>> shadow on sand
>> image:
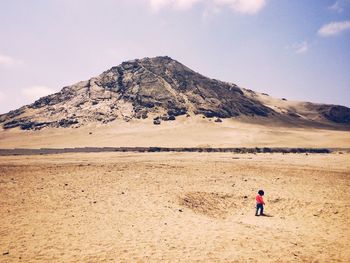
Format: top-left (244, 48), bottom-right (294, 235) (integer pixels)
top-left (257, 214), bottom-right (273, 217)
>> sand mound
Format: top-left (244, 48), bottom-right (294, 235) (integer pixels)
top-left (179, 192), bottom-right (238, 218)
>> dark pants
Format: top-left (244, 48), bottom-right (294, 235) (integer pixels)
top-left (256, 203), bottom-right (264, 215)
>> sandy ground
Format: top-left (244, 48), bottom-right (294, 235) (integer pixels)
top-left (0, 152), bottom-right (349, 262)
top-left (1, 117), bottom-right (350, 149)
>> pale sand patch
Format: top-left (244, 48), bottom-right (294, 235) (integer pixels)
top-left (0, 152), bottom-right (349, 262)
top-left (1, 116), bottom-right (350, 149)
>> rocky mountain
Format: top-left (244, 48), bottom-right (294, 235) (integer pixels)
top-left (0, 56), bottom-right (349, 130)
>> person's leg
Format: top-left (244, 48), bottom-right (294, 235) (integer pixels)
top-left (255, 204), bottom-right (261, 216)
top-left (260, 204), bottom-right (264, 215)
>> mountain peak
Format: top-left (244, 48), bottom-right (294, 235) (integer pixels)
top-left (138, 55), bottom-right (176, 63)
top-left (117, 56), bottom-right (177, 68)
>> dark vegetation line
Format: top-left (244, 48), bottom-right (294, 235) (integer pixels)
top-left (0, 147), bottom-right (343, 156)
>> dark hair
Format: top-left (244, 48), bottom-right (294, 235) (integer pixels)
top-left (258, 190), bottom-right (264, 196)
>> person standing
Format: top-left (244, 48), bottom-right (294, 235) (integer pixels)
top-left (255, 190), bottom-right (265, 216)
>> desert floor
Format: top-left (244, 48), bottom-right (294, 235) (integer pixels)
top-left (1, 117), bottom-right (350, 149)
top-left (0, 152), bottom-right (350, 262)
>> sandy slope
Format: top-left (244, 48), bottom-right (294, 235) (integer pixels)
top-left (1, 152), bottom-right (349, 262)
top-left (244, 90), bottom-right (326, 122)
top-left (1, 116), bottom-right (350, 149)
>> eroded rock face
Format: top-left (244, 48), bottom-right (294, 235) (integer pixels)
top-left (1, 56), bottom-right (349, 130)
top-left (316, 105), bottom-right (350, 124)
top-left (102, 56), bottom-right (274, 119)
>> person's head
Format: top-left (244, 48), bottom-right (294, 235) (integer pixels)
top-left (258, 190), bottom-right (264, 196)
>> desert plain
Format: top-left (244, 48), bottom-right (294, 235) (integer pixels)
top-left (1, 151), bottom-right (349, 262)
top-left (1, 3), bottom-right (350, 262)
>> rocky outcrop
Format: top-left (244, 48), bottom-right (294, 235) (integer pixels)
top-left (0, 56), bottom-right (274, 130)
top-left (317, 105), bottom-right (350, 124)
top-left (0, 56), bottom-right (349, 130)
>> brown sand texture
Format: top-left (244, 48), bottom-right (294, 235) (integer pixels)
top-left (1, 152), bottom-right (350, 262)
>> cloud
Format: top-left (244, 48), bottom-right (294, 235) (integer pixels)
top-left (21, 86), bottom-right (55, 102)
top-left (318, 21), bottom-right (350, 37)
top-left (329, 0), bottom-right (350, 13)
top-left (293, 41), bottom-right (309, 54)
top-left (149, 0), bottom-right (201, 11)
top-left (329, 1), bottom-right (343, 12)
top-left (148, 0), bottom-right (267, 14)
top-left (214, 0), bottom-right (266, 14)
top-left (0, 54), bottom-right (23, 67)
top-left (286, 41), bottom-right (309, 54)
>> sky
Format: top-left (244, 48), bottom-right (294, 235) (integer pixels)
top-left (0, 0), bottom-right (349, 114)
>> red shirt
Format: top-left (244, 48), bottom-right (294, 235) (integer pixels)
top-left (256, 195), bottom-right (265, 204)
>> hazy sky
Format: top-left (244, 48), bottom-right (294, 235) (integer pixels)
top-left (0, 0), bottom-right (349, 114)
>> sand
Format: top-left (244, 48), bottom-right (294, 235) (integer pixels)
top-left (1, 116), bottom-right (350, 149)
top-left (1, 152), bottom-right (349, 262)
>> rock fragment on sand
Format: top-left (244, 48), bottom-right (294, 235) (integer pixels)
top-left (153, 119), bottom-right (161, 125)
